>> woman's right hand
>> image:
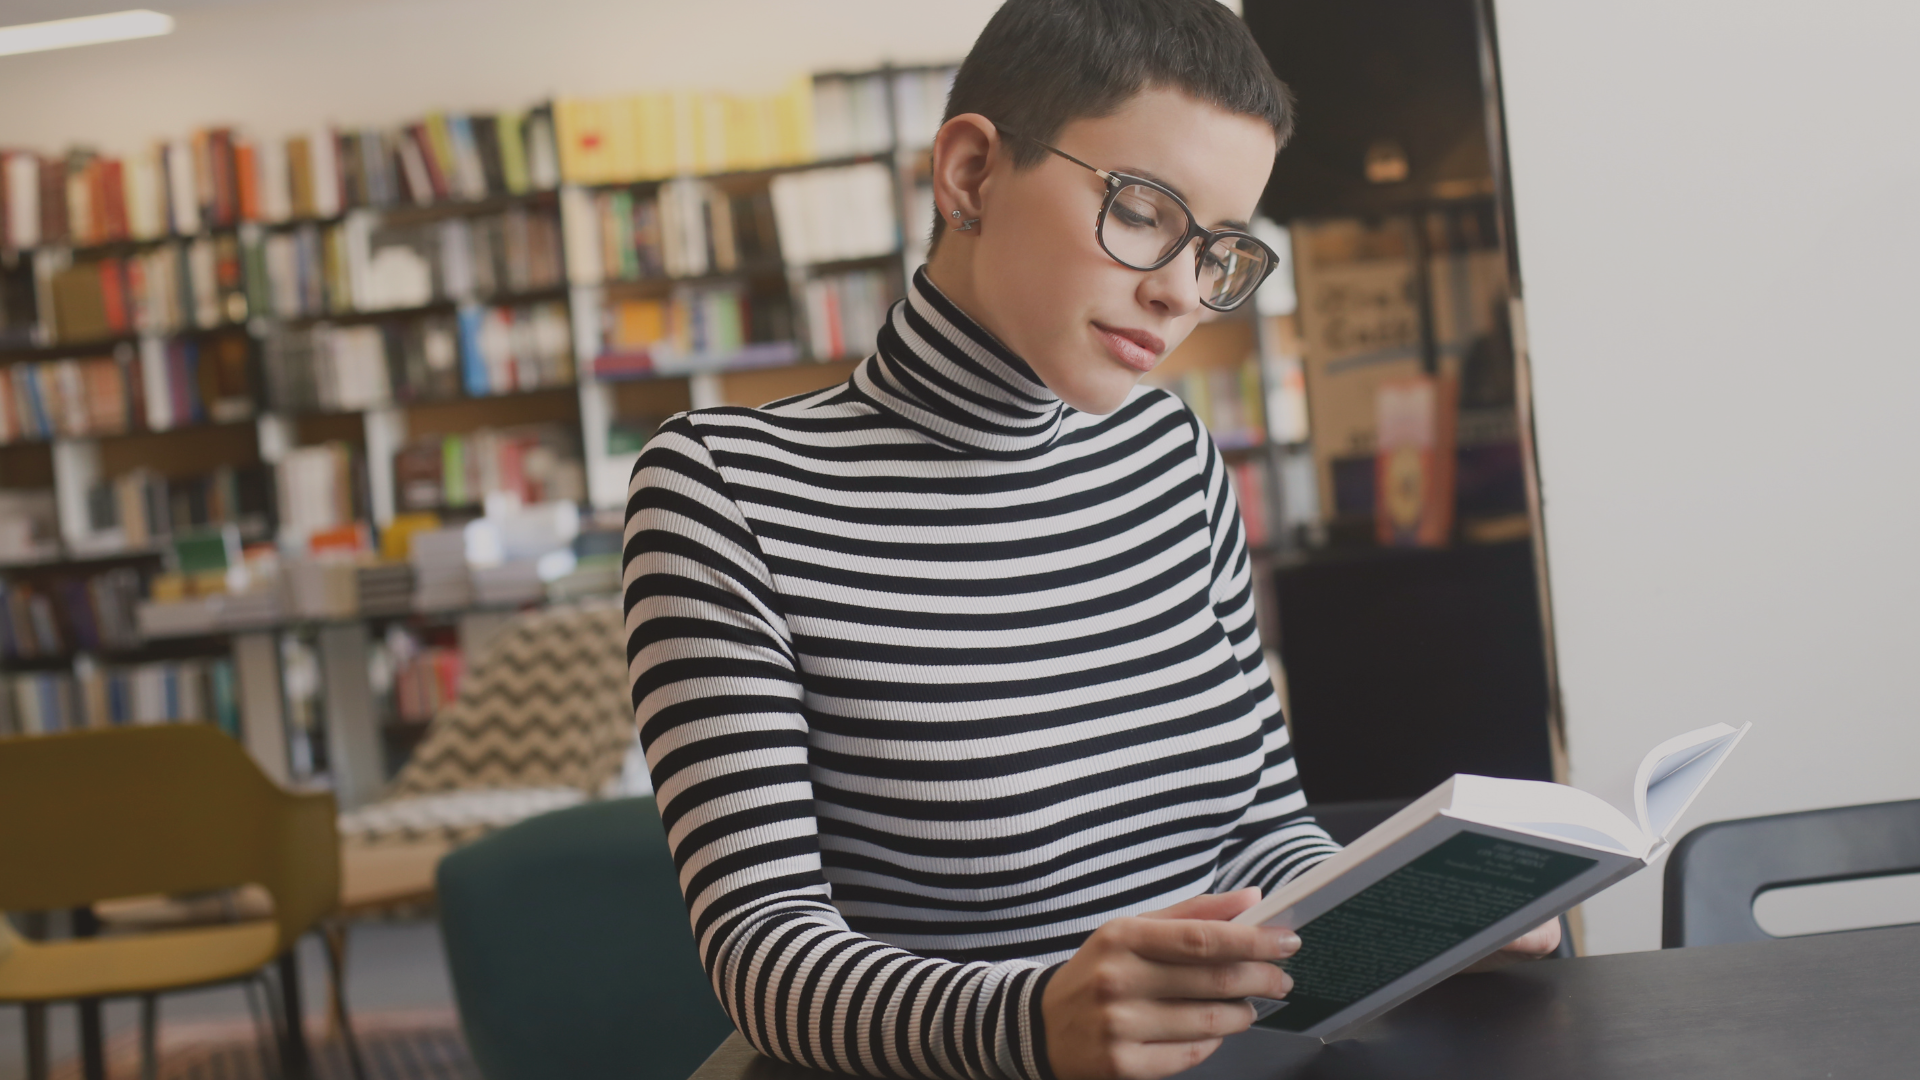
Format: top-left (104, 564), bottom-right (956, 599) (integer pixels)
top-left (1041, 888), bottom-right (1300, 1080)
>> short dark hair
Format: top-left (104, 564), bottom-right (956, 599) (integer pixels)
top-left (927, 0), bottom-right (1293, 252)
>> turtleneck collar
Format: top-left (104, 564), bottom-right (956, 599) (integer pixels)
top-left (853, 267), bottom-right (1072, 458)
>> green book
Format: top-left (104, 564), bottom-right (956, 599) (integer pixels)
top-left (497, 111), bottom-right (530, 195)
top-left (209, 658), bottom-right (240, 739)
top-left (442, 436), bottom-right (466, 508)
top-left (1230, 723), bottom-right (1749, 1041)
top-left (171, 526), bottom-right (239, 577)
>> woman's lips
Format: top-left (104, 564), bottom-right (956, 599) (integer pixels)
top-left (1093, 323), bottom-right (1165, 373)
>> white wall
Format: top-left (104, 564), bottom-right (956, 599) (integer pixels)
top-left (1496, 0), bottom-right (1920, 952)
top-left (0, 0), bottom-right (1005, 154)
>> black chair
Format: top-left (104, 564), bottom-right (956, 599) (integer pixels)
top-left (1662, 798), bottom-right (1920, 948)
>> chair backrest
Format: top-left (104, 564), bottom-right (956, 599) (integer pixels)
top-left (437, 796), bottom-right (735, 1080)
top-left (0, 724), bottom-right (340, 950)
top-left (1663, 798), bottom-right (1920, 947)
top-left (388, 600), bottom-right (636, 798)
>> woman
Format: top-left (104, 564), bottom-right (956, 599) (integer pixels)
top-left (623, 3), bottom-right (1558, 1079)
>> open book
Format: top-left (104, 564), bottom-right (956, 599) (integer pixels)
top-left (1235, 722), bottom-right (1751, 1040)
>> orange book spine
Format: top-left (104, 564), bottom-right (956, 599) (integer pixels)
top-left (235, 142), bottom-right (260, 223)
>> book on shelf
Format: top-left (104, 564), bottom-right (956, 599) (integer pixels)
top-left (0, 489), bottom-right (59, 562)
top-left (454, 300), bottom-right (574, 396)
top-left (1228, 458), bottom-right (1272, 550)
top-left (83, 465), bottom-right (275, 551)
top-left (2, 673), bottom-right (82, 737)
top-left (1, 351), bottom-right (139, 442)
top-left (1374, 372), bottom-right (1458, 548)
top-left (0, 259), bottom-right (37, 346)
top-left (42, 240), bottom-right (248, 342)
top-left (1227, 723), bottom-right (1750, 1042)
top-left (0, 658), bottom-right (242, 738)
top-left (1151, 360), bottom-right (1269, 452)
top-left (349, 204), bottom-right (566, 312)
top-left (391, 424), bottom-right (585, 514)
top-left (810, 72), bottom-right (893, 160)
top-left (264, 316), bottom-right (468, 411)
top-left (0, 566), bottom-right (145, 659)
top-left (384, 627), bottom-right (465, 724)
top-left (554, 81), bottom-right (815, 184)
top-left (275, 442), bottom-right (366, 544)
top-left (803, 269), bottom-right (895, 362)
top-left (0, 108), bottom-right (564, 261)
top-left (767, 162), bottom-right (899, 266)
top-left (598, 284), bottom-right (796, 374)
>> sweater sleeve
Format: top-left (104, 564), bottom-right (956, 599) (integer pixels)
top-left (623, 415), bottom-right (1057, 1080)
top-left (1189, 423), bottom-right (1342, 894)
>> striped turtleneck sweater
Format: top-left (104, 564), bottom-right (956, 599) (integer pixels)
top-left (622, 268), bottom-right (1339, 1080)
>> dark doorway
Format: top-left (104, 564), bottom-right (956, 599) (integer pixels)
top-left (1242, 0), bottom-right (1560, 804)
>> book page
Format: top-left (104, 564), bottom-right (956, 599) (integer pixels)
top-left (1446, 774), bottom-right (1647, 855)
top-left (1634, 722), bottom-right (1751, 839)
top-left (1251, 831), bottom-right (1598, 1034)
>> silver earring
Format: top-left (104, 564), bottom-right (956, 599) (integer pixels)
top-left (950, 209), bottom-right (978, 232)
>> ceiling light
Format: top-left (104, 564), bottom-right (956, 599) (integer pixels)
top-left (0, 10), bottom-right (175, 59)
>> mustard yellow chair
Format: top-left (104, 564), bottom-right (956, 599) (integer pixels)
top-left (0, 724), bottom-right (342, 1080)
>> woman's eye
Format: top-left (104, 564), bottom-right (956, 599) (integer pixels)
top-left (1112, 201), bottom-right (1158, 228)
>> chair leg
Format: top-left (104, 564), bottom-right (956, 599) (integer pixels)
top-left (141, 993), bottom-right (160, 1080)
top-left (322, 924), bottom-right (371, 1080)
top-left (24, 1002), bottom-right (49, 1080)
top-left (78, 998), bottom-right (107, 1080)
top-left (276, 950), bottom-right (315, 1080)
top-left (244, 974), bottom-right (284, 1080)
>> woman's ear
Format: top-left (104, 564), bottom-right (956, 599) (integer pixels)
top-left (930, 113), bottom-right (999, 233)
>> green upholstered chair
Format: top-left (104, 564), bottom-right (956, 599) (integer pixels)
top-left (436, 796), bottom-right (737, 1080)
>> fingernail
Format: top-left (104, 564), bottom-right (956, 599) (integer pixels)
top-left (1280, 971), bottom-right (1295, 995)
top-left (1263, 929), bottom-right (1302, 956)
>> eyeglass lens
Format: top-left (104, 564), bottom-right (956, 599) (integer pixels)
top-left (1101, 181), bottom-right (1269, 308)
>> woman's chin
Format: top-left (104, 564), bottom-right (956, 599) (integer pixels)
top-left (1049, 369), bottom-right (1146, 415)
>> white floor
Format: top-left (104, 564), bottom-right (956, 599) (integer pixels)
top-left (0, 919), bottom-right (456, 1080)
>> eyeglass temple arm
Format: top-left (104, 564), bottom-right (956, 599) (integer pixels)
top-left (993, 124), bottom-right (1117, 184)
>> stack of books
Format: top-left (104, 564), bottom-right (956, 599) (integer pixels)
top-left (355, 562), bottom-right (416, 617)
top-left (410, 527), bottom-right (475, 611)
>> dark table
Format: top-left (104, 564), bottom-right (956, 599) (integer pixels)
top-left (688, 924), bottom-right (1920, 1080)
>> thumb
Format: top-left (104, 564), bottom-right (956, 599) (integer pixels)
top-left (1144, 887), bottom-right (1262, 922)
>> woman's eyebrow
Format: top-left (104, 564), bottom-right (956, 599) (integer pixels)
top-left (1114, 165), bottom-right (1250, 231)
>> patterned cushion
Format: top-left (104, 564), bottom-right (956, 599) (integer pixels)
top-left (339, 787), bottom-right (588, 846)
top-left (341, 599), bottom-right (637, 849)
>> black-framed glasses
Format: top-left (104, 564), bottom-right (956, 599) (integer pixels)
top-left (996, 125), bottom-right (1278, 312)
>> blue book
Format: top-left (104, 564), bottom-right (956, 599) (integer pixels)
top-left (22, 365), bottom-right (51, 438)
top-left (36, 676), bottom-right (61, 733)
top-left (456, 304), bottom-right (489, 395)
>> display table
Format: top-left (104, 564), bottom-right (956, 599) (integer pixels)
top-left (687, 923), bottom-right (1920, 1080)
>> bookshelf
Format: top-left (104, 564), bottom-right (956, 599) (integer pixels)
top-left (0, 64), bottom-right (964, 801)
top-left (0, 62), bottom-right (1327, 802)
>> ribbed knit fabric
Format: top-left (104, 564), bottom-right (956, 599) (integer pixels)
top-left (622, 269), bottom-right (1339, 1080)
